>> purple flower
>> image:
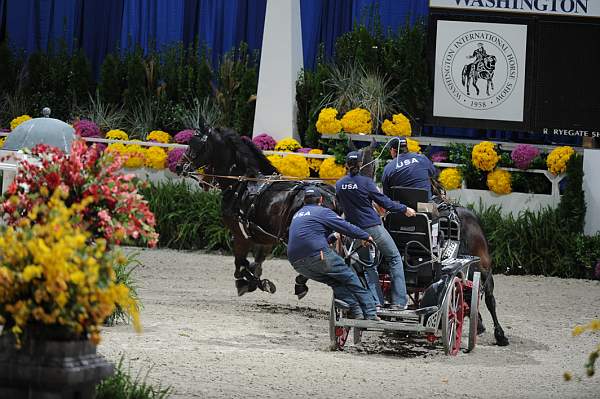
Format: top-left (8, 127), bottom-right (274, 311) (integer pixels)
top-left (168, 148), bottom-right (186, 173)
top-left (174, 129), bottom-right (195, 144)
top-left (296, 147), bottom-right (312, 154)
top-left (511, 144), bottom-right (540, 169)
top-left (74, 119), bottom-right (101, 138)
top-left (430, 151), bottom-right (448, 163)
top-left (252, 133), bottom-right (277, 150)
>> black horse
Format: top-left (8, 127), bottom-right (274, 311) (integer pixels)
top-left (175, 127), bottom-right (338, 296)
top-left (431, 179), bottom-right (509, 346)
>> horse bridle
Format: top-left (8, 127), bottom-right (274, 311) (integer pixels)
top-left (180, 131), bottom-right (209, 175)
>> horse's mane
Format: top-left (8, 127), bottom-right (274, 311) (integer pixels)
top-left (217, 128), bottom-right (278, 176)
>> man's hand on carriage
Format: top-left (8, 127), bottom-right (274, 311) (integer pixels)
top-left (405, 207), bottom-right (416, 217)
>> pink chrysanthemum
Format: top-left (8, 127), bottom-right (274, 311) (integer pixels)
top-left (168, 148), bottom-right (186, 173)
top-left (511, 144), bottom-right (540, 170)
top-left (174, 130), bottom-right (195, 144)
top-left (73, 119), bottom-right (101, 138)
top-left (252, 133), bottom-right (277, 150)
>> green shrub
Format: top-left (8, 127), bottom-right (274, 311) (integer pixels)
top-left (139, 181), bottom-right (231, 251)
top-left (96, 356), bottom-right (172, 399)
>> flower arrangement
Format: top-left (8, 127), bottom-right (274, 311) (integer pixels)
top-left (430, 151), bottom-right (448, 163)
top-left (316, 108), bottom-right (342, 135)
top-left (123, 144), bottom-right (146, 169)
top-left (106, 129), bottom-right (129, 141)
top-left (145, 147), bottom-right (167, 169)
top-left (146, 130), bottom-right (171, 143)
top-left (341, 108), bottom-right (372, 134)
top-left (547, 146), bottom-right (575, 175)
top-left (438, 168), bottom-right (462, 190)
top-left (274, 137), bottom-right (301, 152)
top-left (308, 149), bottom-right (324, 173)
top-left (0, 189), bottom-right (140, 347)
top-left (511, 144), bottom-right (540, 170)
top-left (10, 115), bottom-right (32, 130)
top-left (167, 148), bottom-right (186, 173)
top-left (472, 141), bottom-right (500, 172)
top-left (319, 158), bottom-right (347, 181)
top-left (1, 140), bottom-right (158, 247)
top-left (381, 113), bottom-right (411, 136)
top-left (296, 147), bottom-right (312, 154)
top-left (73, 119), bottom-right (101, 138)
top-left (268, 154), bottom-right (309, 178)
top-left (407, 138), bottom-right (421, 153)
top-left (252, 133), bottom-right (277, 150)
top-left (174, 129), bottom-right (194, 144)
top-left (487, 169), bottom-right (512, 194)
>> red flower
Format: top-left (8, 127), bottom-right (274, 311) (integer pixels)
top-left (46, 172), bottom-right (61, 189)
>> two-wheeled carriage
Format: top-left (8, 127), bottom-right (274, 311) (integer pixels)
top-left (329, 187), bottom-right (482, 355)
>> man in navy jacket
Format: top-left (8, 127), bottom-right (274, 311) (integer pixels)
top-left (336, 152), bottom-right (415, 311)
top-left (382, 137), bottom-right (438, 200)
top-left (288, 187), bottom-right (380, 320)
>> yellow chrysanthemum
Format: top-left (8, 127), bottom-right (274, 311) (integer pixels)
top-left (438, 168), bottom-right (462, 190)
top-left (106, 143), bottom-right (127, 155)
top-left (319, 158), bottom-right (347, 182)
top-left (341, 108), bottom-right (372, 134)
top-left (106, 129), bottom-right (129, 141)
top-left (308, 149), bottom-right (324, 172)
top-left (381, 113), bottom-right (412, 136)
top-left (10, 115), bottom-right (32, 130)
top-left (546, 146), bottom-right (575, 175)
top-left (316, 108), bottom-right (342, 135)
top-left (472, 141), bottom-right (500, 172)
top-left (146, 130), bottom-right (172, 143)
top-left (144, 146), bottom-right (167, 169)
top-left (274, 137), bottom-right (301, 152)
top-left (123, 144), bottom-right (146, 168)
top-left (0, 136), bottom-right (6, 149)
top-left (268, 154), bottom-right (309, 178)
top-left (487, 169), bottom-right (512, 194)
top-left (407, 138), bottom-right (421, 153)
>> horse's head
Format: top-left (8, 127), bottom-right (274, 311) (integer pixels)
top-left (485, 55), bottom-right (497, 70)
top-left (176, 127), bottom-right (221, 175)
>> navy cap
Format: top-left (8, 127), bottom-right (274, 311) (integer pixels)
top-left (304, 186), bottom-right (322, 199)
top-left (346, 151), bottom-right (361, 165)
top-left (390, 137), bottom-right (407, 150)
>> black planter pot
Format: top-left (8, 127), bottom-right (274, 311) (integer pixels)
top-left (0, 334), bottom-right (114, 399)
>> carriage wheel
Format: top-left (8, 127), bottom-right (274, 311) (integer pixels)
top-left (442, 277), bottom-right (465, 356)
top-left (329, 296), bottom-right (350, 351)
top-left (468, 272), bottom-right (481, 352)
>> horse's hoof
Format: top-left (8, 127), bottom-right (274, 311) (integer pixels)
top-left (249, 262), bottom-right (263, 278)
top-left (260, 279), bottom-right (277, 294)
top-left (294, 284), bottom-right (309, 300)
top-left (236, 279), bottom-right (249, 296)
top-left (494, 327), bottom-right (509, 346)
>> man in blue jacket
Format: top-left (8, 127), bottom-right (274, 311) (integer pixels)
top-left (382, 137), bottom-right (438, 200)
top-left (336, 152), bottom-right (416, 311)
top-left (288, 187), bottom-right (380, 321)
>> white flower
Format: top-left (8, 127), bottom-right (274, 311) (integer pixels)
top-left (18, 182), bottom-right (30, 193)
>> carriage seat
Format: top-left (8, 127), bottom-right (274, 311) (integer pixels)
top-left (388, 186), bottom-right (429, 211)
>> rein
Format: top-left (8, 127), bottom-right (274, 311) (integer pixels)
top-left (184, 171), bottom-right (340, 184)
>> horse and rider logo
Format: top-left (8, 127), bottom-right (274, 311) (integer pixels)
top-left (441, 30), bottom-right (519, 111)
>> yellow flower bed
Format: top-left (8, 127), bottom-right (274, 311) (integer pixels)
top-left (0, 189), bottom-right (140, 347)
top-left (487, 169), bottom-right (512, 194)
top-left (319, 158), bottom-right (346, 182)
top-left (546, 146), bottom-right (575, 175)
top-left (268, 154), bottom-right (309, 178)
top-left (472, 141), bottom-right (500, 172)
top-left (316, 108), bottom-right (342, 135)
top-left (438, 168), bottom-right (462, 190)
top-left (10, 115), bottom-right (32, 130)
top-left (381, 113), bottom-right (412, 136)
top-left (123, 144), bottom-right (146, 168)
top-left (106, 129), bottom-right (129, 140)
top-left (146, 130), bottom-right (171, 143)
top-left (274, 137), bottom-right (301, 152)
top-left (308, 149), bottom-right (323, 172)
top-left (407, 138), bottom-right (421, 153)
top-left (341, 108), bottom-right (372, 134)
top-left (145, 147), bottom-right (167, 169)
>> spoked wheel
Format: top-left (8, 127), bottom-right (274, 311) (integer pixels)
top-left (442, 276), bottom-right (465, 356)
top-left (467, 272), bottom-right (481, 352)
top-left (329, 296), bottom-right (350, 351)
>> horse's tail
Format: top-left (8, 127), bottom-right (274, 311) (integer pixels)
top-left (462, 64), bottom-right (469, 86)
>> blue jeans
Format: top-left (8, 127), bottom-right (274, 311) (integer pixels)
top-left (364, 224), bottom-right (408, 307)
top-left (291, 248), bottom-right (377, 318)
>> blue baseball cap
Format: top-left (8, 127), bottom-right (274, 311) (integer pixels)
top-left (346, 151), bottom-right (361, 166)
top-left (304, 186), bottom-right (322, 199)
top-left (390, 137), bottom-right (407, 150)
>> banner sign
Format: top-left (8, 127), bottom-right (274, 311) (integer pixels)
top-left (433, 21), bottom-right (527, 122)
top-left (429, 0), bottom-right (599, 18)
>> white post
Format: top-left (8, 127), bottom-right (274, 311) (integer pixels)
top-left (583, 149), bottom-right (600, 235)
top-left (252, 0), bottom-right (304, 142)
